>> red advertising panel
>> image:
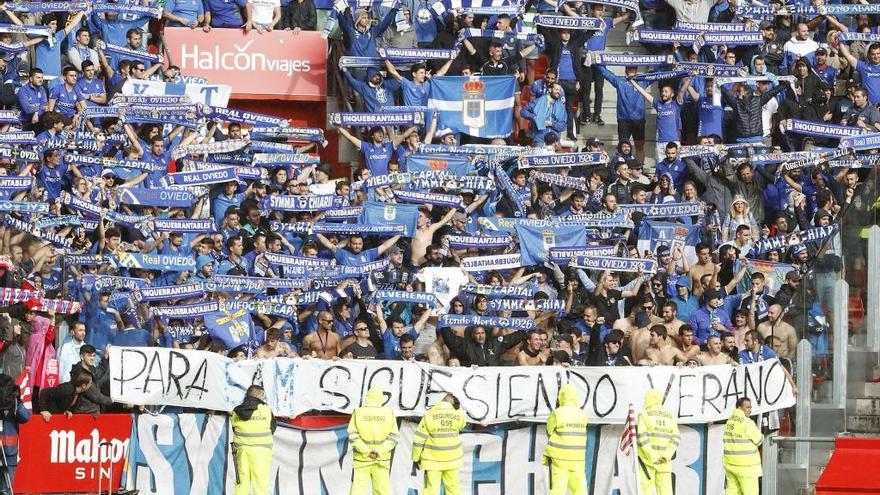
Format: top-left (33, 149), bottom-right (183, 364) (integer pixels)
top-left (15, 413), bottom-right (132, 493)
top-left (163, 28), bottom-right (327, 100)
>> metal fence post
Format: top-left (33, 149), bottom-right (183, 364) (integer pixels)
top-left (795, 339), bottom-right (813, 468)
top-left (833, 280), bottom-right (849, 408)
top-left (763, 433), bottom-right (779, 494)
top-left (867, 226), bottom-right (880, 352)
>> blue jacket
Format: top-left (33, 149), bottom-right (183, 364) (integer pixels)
top-left (689, 306), bottom-right (733, 345)
top-left (1, 402), bottom-right (30, 466)
top-left (597, 65), bottom-right (646, 121)
top-left (520, 93), bottom-right (567, 143)
top-left (339, 6), bottom-right (398, 57)
top-left (344, 70), bottom-right (400, 113)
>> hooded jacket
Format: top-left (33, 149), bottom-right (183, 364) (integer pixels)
top-left (721, 79), bottom-right (788, 139)
top-left (544, 384), bottom-right (589, 464)
top-left (637, 389), bottom-right (680, 472)
top-left (440, 326), bottom-right (526, 367)
top-left (348, 387), bottom-right (398, 464)
top-left (233, 397), bottom-right (277, 433)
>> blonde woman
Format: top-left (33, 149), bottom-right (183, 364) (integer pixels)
top-left (722, 195), bottom-right (760, 243)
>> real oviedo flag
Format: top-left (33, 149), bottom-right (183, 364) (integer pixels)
top-left (429, 76), bottom-right (516, 139)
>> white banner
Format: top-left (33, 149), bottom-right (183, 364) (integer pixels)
top-left (122, 78), bottom-right (231, 107)
top-left (110, 348), bottom-right (796, 425)
top-left (125, 413), bottom-right (727, 495)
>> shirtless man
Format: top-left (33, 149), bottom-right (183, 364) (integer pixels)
top-left (698, 334), bottom-right (736, 365)
top-left (516, 331), bottom-right (550, 365)
top-left (661, 301), bottom-right (685, 335)
top-left (677, 324), bottom-right (702, 359)
top-left (688, 243), bottom-right (716, 298)
top-left (300, 311), bottom-right (341, 359)
top-left (410, 207), bottom-right (456, 266)
top-left (757, 304), bottom-right (798, 360)
top-left (255, 327), bottom-right (296, 358)
top-left (643, 325), bottom-right (688, 366)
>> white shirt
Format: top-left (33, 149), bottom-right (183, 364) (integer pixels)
top-left (762, 97), bottom-right (778, 137)
top-left (249, 0), bottom-right (279, 25)
top-left (783, 37), bottom-right (819, 57)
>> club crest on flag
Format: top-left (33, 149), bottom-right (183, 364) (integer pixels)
top-left (383, 205), bottom-right (397, 221)
top-left (542, 229), bottom-right (556, 250)
top-left (462, 79), bottom-right (486, 130)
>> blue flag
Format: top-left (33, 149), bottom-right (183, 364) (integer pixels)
top-left (358, 201), bottom-right (420, 237)
top-left (429, 76), bottom-right (516, 139)
top-left (515, 224), bottom-right (588, 266)
top-left (204, 309), bottom-right (254, 349)
top-left (405, 154), bottom-right (475, 176)
top-left (637, 220), bottom-right (702, 265)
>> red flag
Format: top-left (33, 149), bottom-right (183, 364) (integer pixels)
top-left (15, 367), bottom-right (32, 412)
top-left (619, 403), bottom-right (637, 456)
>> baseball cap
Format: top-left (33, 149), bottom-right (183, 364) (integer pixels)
top-left (436, 128), bottom-right (455, 138)
top-left (585, 137), bottom-right (604, 147)
top-left (386, 245), bottom-right (402, 256)
top-left (196, 255), bottom-right (214, 271)
top-left (604, 331), bottom-right (623, 344)
top-left (656, 245), bottom-right (670, 257)
top-left (759, 20), bottom-right (775, 30)
top-left (703, 288), bottom-right (723, 301)
top-left (785, 270), bottom-right (801, 281)
top-left (452, 212), bottom-right (468, 223)
top-left (101, 168), bottom-right (116, 178)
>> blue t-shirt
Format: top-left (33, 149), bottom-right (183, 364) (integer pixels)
top-left (335, 246), bottom-right (379, 266)
top-left (360, 141), bottom-right (395, 176)
top-left (37, 161), bottom-right (69, 200)
top-left (697, 96), bottom-right (724, 138)
top-left (112, 327), bottom-right (153, 347)
top-left (75, 77), bottom-right (106, 107)
top-left (400, 77), bottom-right (429, 107)
top-left (655, 158), bottom-right (686, 189)
top-left (558, 43), bottom-right (576, 81)
top-left (586, 16), bottom-right (613, 51)
top-left (205, 0), bottom-right (246, 26)
top-left (738, 346), bottom-right (777, 364)
top-left (653, 98), bottom-right (682, 143)
top-left (382, 327), bottom-right (418, 359)
top-left (857, 60), bottom-right (880, 104)
top-left (34, 31), bottom-right (67, 78)
top-left (49, 83), bottom-right (83, 116)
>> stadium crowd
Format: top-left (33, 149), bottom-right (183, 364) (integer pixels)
top-left (0, 0), bottom-right (868, 428)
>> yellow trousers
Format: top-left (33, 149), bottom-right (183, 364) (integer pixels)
top-left (424, 468), bottom-right (461, 495)
top-left (234, 446), bottom-right (273, 495)
top-left (350, 461), bottom-right (391, 495)
top-left (725, 470), bottom-right (759, 495)
top-left (548, 460), bottom-right (588, 495)
top-left (637, 462), bottom-right (673, 495)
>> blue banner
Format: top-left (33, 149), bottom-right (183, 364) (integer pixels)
top-left (405, 154), bottom-right (475, 176)
top-left (429, 76), bottom-right (516, 139)
top-left (165, 168), bottom-right (237, 186)
top-left (118, 187), bottom-right (196, 207)
top-left (358, 201), bottom-right (420, 237)
top-left (261, 194), bottom-right (346, 212)
top-left (515, 224), bottom-right (588, 266)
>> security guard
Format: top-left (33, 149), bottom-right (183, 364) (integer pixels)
top-left (348, 386), bottom-right (399, 495)
top-left (637, 389), bottom-right (680, 495)
top-left (412, 393), bottom-right (467, 495)
top-left (543, 384), bottom-right (589, 495)
top-left (723, 398), bottom-right (764, 495)
top-left (231, 385), bottom-right (276, 495)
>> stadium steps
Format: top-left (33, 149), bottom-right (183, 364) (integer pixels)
top-left (847, 381), bottom-right (880, 434)
top-left (572, 22), bottom-right (659, 169)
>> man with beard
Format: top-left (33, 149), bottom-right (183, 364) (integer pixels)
top-left (440, 325), bottom-right (526, 367)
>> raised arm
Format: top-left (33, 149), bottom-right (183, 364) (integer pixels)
top-left (631, 79), bottom-right (654, 104)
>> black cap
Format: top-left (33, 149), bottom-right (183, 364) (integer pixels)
top-left (760, 20), bottom-right (775, 30)
top-left (703, 288), bottom-right (723, 301)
